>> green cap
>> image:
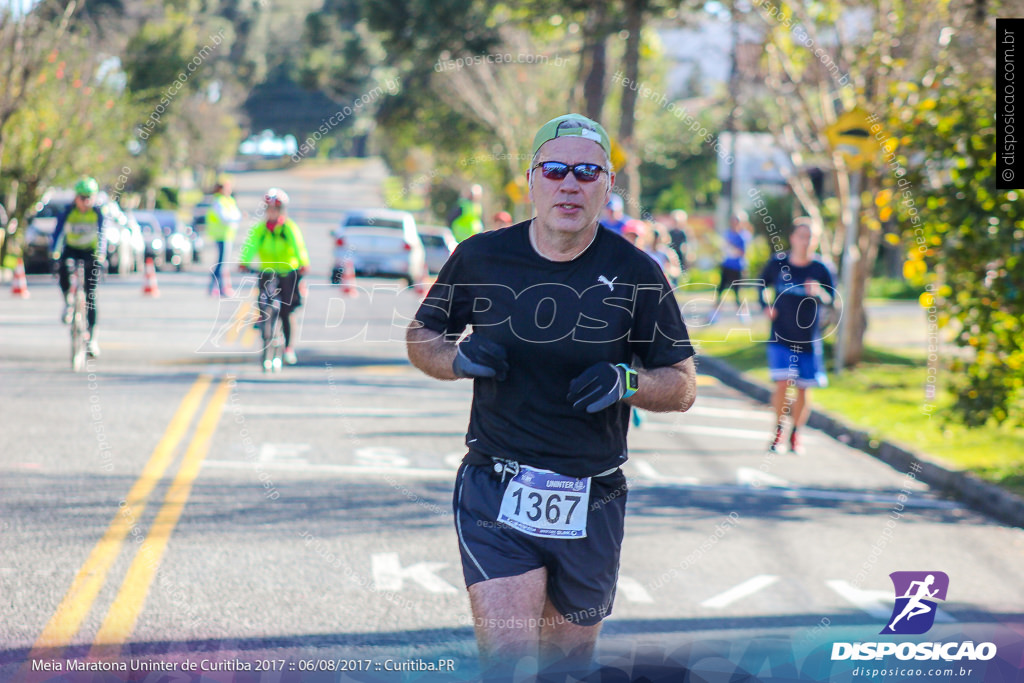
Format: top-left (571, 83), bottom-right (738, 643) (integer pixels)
top-left (531, 114), bottom-right (611, 160)
top-left (74, 177), bottom-right (99, 197)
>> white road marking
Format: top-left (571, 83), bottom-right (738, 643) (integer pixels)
top-left (354, 447), bottom-right (410, 468)
top-left (701, 574), bottom-right (779, 609)
top-left (258, 443), bottom-right (310, 464)
top-left (641, 423), bottom-right (773, 441)
top-left (686, 405), bottom-right (775, 421)
top-left (443, 452), bottom-right (466, 469)
top-left (736, 467), bottom-right (790, 488)
top-left (629, 458), bottom-right (663, 480)
top-left (625, 458), bottom-right (700, 485)
top-left (617, 576), bottom-right (655, 603)
top-left (204, 460), bottom-right (454, 480)
top-left (826, 580), bottom-right (895, 619)
top-left (238, 405), bottom-right (462, 416)
top-left (371, 552), bottom-right (458, 594)
top-left (826, 580), bottom-right (955, 622)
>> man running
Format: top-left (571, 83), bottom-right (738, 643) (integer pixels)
top-left (52, 178), bottom-right (107, 357)
top-left (239, 188), bottom-right (309, 366)
top-left (758, 217), bottom-right (835, 454)
top-left (406, 114), bottom-right (697, 677)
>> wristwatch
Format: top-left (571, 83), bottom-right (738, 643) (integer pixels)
top-left (616, 363), bottom-right (639, 399)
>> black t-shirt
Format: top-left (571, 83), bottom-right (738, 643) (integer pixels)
top-left (758, 254), bottom-right (835, 351)
top-left (413, 220), bottom-right (695, 478)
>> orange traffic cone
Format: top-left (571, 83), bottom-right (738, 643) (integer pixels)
top-left (341, 256), bottom-right (358, 298)
top-left (11, 258), bottom-right (30, 298)
top-left (413, 269), bottom-right (432, 297)
top-left (142, 257), bottom-right (160, 297)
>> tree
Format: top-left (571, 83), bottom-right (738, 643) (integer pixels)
top-left (888, 1), bottom-right (1023, 426)
top-left (752, 0), bottom-right (963, 366)
top-left (0, 1), bottom-right (79, 177)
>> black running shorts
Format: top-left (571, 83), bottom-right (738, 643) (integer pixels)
top-left (453, 461), bottom-right (628, 627)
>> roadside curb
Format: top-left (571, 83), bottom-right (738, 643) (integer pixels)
top-left (695, 354), bottom-right (1024, 529)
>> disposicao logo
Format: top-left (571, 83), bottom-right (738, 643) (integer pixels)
top-left (881, 571), bottom-right (949, 635)
top-left (831, 571), bottom-right (997, 663)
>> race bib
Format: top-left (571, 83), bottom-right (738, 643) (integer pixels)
top-left (68, 221), bottom-right (95, 236)
top-left (497, 465), bottom-right (590, 539)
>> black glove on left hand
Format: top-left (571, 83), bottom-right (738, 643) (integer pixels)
top-left (567, 362), bottom-right (628, 413)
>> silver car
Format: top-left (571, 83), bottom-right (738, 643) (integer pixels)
top-left (331, 208), bottom-right (426, 286)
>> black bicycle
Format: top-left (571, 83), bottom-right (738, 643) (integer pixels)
top-left (257, 272), bottom-right (285, 373)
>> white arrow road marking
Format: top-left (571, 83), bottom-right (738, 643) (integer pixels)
top-left (827, 580), bottom-right (955, 622)
top-left (371, 553), bottom-right (458, 594)
top-left (616, 576), bottom-right (654, 603)
top-left (701, 575), bottom-right (779, 609)
top-left (258, 443), bottom-right (310, 464)
top-left (736, 467), bottom-right (790, 488)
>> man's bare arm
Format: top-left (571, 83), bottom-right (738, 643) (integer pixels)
top-left (626, 356), bottom-right (697, 413)
top-left (406, 324), bottom-right (459, 381)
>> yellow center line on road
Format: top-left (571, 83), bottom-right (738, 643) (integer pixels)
top-left (29, 375), bottom-right (213, 657)
top-left (223, 299), bottom-right (254, 345)
top-left (240, 317), bottom-right (259, 347)
top-left (89, 377), bottom-right (233, 658)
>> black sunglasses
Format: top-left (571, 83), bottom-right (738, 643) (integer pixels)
top-left (533, 161), bottom-right (607, 183)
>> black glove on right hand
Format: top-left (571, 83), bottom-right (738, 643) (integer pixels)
top-left (452, 334), bottom-right (509, 381)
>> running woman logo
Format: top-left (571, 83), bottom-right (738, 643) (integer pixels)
top-left (881, 571), bottom-right (949, 635)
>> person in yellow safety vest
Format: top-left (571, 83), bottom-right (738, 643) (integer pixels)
top-left (449, 184), bottom-right (484, 242)
top-left (206, 177), bottom-right (242, 297)
top-left (238, 188), bottom-right (310, 366)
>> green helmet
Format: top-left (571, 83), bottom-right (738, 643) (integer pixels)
top-left (74, 177), bottom-right (99, 197)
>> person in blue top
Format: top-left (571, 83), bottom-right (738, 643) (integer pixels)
top-left (711, 210), bottom-right (753, 321)
top-left (758, 217), bottom-right (836, 454)
top-left (52, 177), bottom-right (107, 357)
top-left (600, 193), bottom-right (629, 234)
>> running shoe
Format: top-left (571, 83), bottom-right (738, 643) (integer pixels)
top-left (789, 430), bottom-right (804, 455)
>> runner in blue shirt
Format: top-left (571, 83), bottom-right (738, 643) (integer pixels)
top-left (758, 217), bottom-right (836, 454)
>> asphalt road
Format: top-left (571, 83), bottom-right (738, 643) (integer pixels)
top-left (1, 160), bottom-right (1022, 682)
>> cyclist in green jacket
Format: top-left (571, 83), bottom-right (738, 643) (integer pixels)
top-left (239, 188), bottom-right (310, 365)
top-left (52, 177), bottom-right (107, 357)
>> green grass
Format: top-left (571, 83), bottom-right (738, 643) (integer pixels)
top-left (383, 176), bottom-right (427, 212)
top-left (866, 277), bottom-right (926, 301)
top-left (693, 327), bottom-right (1024, 500)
